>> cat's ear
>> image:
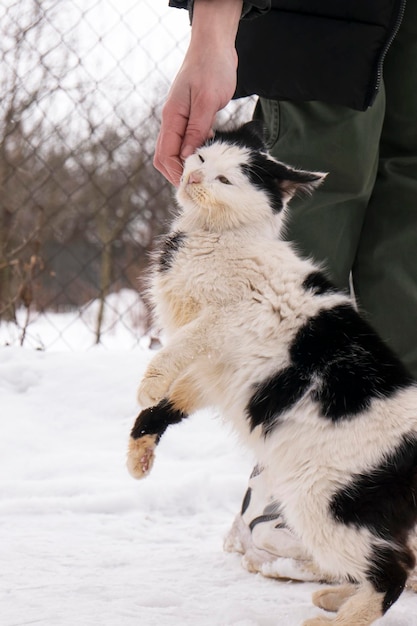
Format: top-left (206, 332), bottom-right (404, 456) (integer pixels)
top-left (271, 161), bottom-right (327, 201)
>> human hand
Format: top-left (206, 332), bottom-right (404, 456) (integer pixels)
top-left (154, 0), bottom-right (243, 186)
top-left (154, 45), bottom-right (237, 186)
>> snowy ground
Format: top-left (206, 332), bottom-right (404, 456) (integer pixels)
top-left (1, 315), bottom-right (417, 626)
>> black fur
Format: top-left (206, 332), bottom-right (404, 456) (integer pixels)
top-left (367, 545), bottom-right (414, 614)
top-left (247, 303), bottom-right (413, 433)
top-left (302, 271), bottom-right (339, 296)
top-left (241, 155), bottom-right (285, 213)
top-left (330, 434), bottom-right (417, 539)
top-left (158, 232), bottom-right (186, 273)
top-left (130, 399), bottom-right (186, 442)
top-left (242, 155), bottom-right (322, 214)
top-left (294, 304), bottom-right (413, 421)
top-left (213, 121), bottom-right (266, 153)
top-left (248, 366), bottom-right (310, 433)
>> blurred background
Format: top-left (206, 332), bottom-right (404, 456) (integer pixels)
top-left (0, 0), bottom-right (254, 350)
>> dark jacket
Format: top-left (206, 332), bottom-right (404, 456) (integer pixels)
top-left (169, 1), bottom-right (270, 20)
top-left (169, 1), bottom-right (406, 111)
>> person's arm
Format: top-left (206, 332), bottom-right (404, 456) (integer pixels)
top-left (154, 0), bottom-right (243, 186)
top-left (169, 1), bottom-right (270, 20)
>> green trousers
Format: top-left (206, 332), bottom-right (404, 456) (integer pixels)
top-left (256, 0), bottom-right (417, 378)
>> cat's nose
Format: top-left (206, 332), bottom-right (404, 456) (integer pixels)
top-left (187, 170), bottom-right (203, 185)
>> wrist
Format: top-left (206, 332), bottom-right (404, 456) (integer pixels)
top-left (190, 0), bottom-right (243, 50)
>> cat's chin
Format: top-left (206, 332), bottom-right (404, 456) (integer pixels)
top-left (178, 183), bottom-right (208, 205)
top-left (176, 185), bottom-right (195, 206)
top-left (176, 186), bottom-right (209, 220)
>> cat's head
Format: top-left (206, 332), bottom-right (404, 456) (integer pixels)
top-left (176, 121), bottom-right (326, 234)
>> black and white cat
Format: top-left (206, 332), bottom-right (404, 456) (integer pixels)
top-left (127, 122), bottom-right (417, 625)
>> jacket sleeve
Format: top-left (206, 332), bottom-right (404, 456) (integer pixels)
top-left (168, 1), bottom-right (271, 19)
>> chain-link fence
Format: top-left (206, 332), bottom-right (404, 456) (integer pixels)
top-left (0, 0), bottom-right (254, 350)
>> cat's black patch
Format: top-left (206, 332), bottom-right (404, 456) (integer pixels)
top-left (367, 544), bottom-right (414, 614)
top-left (241, 154), bottom-right (285, 213)
top-left (330, 434), bottom-right (417, 539)
top-left (246, 304), bottom-right (413, 434)
top-left (158, 231), bottom-right (186, 273)
top-left (130, 399), bottom-right (186, 442)
top-left (302, 271), bottom-right (339, 296)
top-left (242, 155), bottom-right (322, 214)
top-left (248, 365), bottom-right (311, 433)
top-left (291, 304), bottom-right (413, 421)
top-left (213, 120), bottom-right (266, 152)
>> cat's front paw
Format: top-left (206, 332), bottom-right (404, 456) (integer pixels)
top-left (126, 434), bottom-right (157, 479)
top-left (137, 374), bottom-right (168, 409)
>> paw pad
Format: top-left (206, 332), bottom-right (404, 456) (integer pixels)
top-left (126, 434), bottom-right (157, 479)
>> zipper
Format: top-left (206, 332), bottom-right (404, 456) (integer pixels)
top-left (367, 0), bottom-right (407, 107)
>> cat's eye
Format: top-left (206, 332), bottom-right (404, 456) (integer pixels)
top-left (198, 154), bottom-right (205, 163)
top-left (217, 175), bottom-right (231, 185)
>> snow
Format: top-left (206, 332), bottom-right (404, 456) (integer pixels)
top-left (0, 289), bottom-right (147, 352)
top-left (1, 314), bottom-right (417, 625)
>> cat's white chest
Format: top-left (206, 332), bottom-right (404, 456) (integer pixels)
top-left (154, 233), bottom-right (222, 332)
top-left (154, 231), bottom-right (255, 333)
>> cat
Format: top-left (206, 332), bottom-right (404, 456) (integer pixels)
top-left (127, 121), bottom-right (417, 626)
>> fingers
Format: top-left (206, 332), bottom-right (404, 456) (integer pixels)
top-left (180, 94), bottom-right (217, 161)
top-left (154, 104), bottom-right (188, 187)
top-left (154, 95), bottom-right (216, 187)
